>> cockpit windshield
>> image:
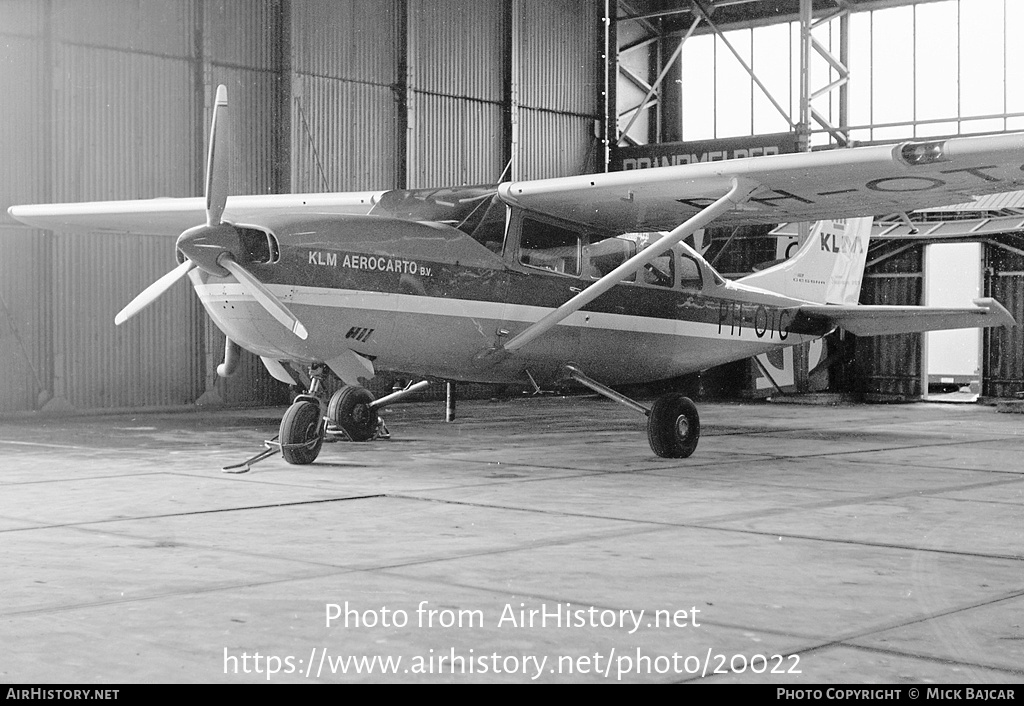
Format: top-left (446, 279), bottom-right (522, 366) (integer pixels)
top-left (369, 185), bottom-right (504, 252)
top-left (371, 185), bottom-right (496, 229)
top-left (372, 185), bottom-right (507, 255)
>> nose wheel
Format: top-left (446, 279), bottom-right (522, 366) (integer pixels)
top-left (223, 364), bottom-right (331, 472)
top-left (222, 371), bottom-right (432, 472)
top-left (279, 399), bottom-right (326, 465)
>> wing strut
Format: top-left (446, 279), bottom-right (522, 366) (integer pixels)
top-left (503, 178), bottom-right (758, 353)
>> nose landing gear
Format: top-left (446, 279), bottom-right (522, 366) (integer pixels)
top-left (278, 398), bottom-right (325, 465)
top-left (222, 367), bottom-right (431, 473)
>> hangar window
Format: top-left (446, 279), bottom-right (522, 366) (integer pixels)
top-left (239, 227), bottom-right (280, 264)
top-left (520, 218), bottom-right (580, 276)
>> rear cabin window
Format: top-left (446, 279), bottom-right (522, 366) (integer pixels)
top-left (678, 254), bottom-right (702, 288)
top-left (585, 234), bottom-right (678, 288)
top-left (584, 235), bottom-right (636, 281)
top-left (641, 250), bottom-right (675, 287)
top-left (520, 218), bottom-right (581, 276)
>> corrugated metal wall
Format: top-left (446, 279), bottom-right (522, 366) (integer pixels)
top-left (203, 1), bottom-right (291, 406)
top-left (0, 8), bottom-right (51, 413)
top-left (291, 0), bottom-right (401, 192)
top-left (408, 93), bottom-right (505, 187)
top-left (407, 0), bottom-right (507, 187)
top-left (515, 0), bottom-right (600, 180)
top-left (856, 247), bottom-right (924, 400)
top-left (0, 0), bottom-right (602, 414)
top-left (0, 228), bottom-right (51, 413)
top-left (984, 244), bottom-right (1024, 398)
top-left (49, 17), bottom-right (200, 409)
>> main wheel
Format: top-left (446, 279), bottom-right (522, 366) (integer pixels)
top-left (327, 385), bottom-right (378, 441)
top-left (279, 400), bottom-right (324, 465)
top-left (647, 393), bottom-right (700, 458)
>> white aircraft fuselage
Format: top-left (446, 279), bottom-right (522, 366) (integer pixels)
top-left (188, 202), bottom-right (826, 389)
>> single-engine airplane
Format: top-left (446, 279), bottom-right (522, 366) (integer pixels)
top-left (8, 86), bottom-right (1020, 468)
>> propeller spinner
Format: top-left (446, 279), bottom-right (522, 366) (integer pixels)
top-left (115, 84), bottom-right (308, 341)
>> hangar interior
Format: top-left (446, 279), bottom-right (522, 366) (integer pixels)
top-left (614, 0), bottom-right (1024, 402)
top-left (0, 0), bottom-right (1022, 414)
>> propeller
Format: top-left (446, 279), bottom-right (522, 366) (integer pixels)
top-left (114, 259), bottom-right (195, 326)
top-left (205, 84), bottom-right (229, 227)
top-left (115, 84), bottom-right (308, 343)
top-left (220, 256), bottom-right (308, 339)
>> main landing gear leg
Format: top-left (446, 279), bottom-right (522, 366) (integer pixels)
top-left (325, 379), bottom-right (431, 442)
top-left (565, 364), bottom-right (701, 459)
top-left (222, 364), bottom-right (330, 473)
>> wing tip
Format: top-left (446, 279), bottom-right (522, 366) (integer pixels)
top-left (973, 297), bottom-right (1017, 329)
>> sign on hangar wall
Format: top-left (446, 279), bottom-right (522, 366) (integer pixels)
top-left (611, 132), bottom-right (798, 171)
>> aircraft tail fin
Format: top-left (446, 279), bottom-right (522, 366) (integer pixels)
top-left (737, 216), bottom-right (872, 305)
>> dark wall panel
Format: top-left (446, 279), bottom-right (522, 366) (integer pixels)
top-left (985, 244), bottom-right (1024, 398)
top-left (856, 247), bottom-right (924, 400)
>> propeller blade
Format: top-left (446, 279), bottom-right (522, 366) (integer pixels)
top-left (219, 256), bottom-right (309, 340)
top-left (205, 84), bottom-right (229, 226)
top-left (115, 259), bottom-right (195, 326)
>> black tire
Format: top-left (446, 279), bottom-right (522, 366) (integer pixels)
top-left (327, 385), bottom-right (378, 441)
top-left (647, 393), bottom-right (700, 458)
top-left (279, 400), bottom-right (324, 465)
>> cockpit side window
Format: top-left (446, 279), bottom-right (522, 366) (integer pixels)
top-left (520, 217), bottom-right (581, 276)
top-left (467, 196), bottom-right (507, 254)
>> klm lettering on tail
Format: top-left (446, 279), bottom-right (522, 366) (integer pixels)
top-left (738, 216), bottom-right (873, 305)
top-left (819, 232), bottom-right (865, 254)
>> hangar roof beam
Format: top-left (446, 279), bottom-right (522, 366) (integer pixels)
top-left (617, 10), bottom-right (703, 143)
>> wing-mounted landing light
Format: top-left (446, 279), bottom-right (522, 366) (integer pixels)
top-left (115, 85), bottom-right (308, 345)
top-left (898, 140), bottom-right (948, 166)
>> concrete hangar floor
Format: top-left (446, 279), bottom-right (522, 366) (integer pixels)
top-left (0, 395), bottom-right (1021, 684)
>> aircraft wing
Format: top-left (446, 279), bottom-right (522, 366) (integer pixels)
top-left (7, 192), bottom-right (384, 236)
top-left (794, 298), bottom-right (1015, 337)
top-left (498, 133), bottom-right (1024, 231)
